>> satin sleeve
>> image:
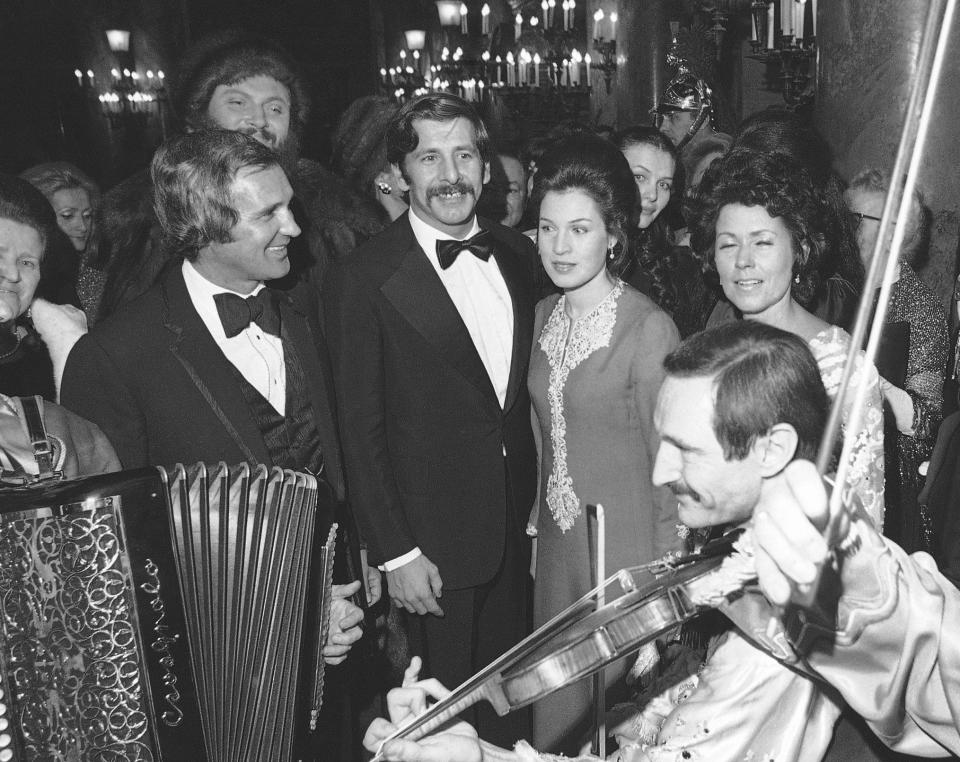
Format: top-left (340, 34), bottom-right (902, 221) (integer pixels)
top-left (798, 514), bottom-right (960, 757)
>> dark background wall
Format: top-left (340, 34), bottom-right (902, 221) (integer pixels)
top-left (816, 0), bottom-right (960, 310)
top-left (0, 0), bottom-right (378, 185)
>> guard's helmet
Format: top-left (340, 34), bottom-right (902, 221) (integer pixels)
top-left (651, 68), bottom-right (714, 149)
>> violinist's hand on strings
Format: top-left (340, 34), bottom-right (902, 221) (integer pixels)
top-left (752, 460), bottom-right (850, 607)
top-left (362, 657), bottom-right (482, 761)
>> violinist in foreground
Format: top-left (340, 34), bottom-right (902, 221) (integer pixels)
top-left (753, 459), bottom-right (960, 757)
top-left (366, 321), bottom-right (857, 761)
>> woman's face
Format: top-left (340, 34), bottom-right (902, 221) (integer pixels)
top-left (714, 203), bottom-right (798, 319)
top-left (538, 189), bottom-right (616, 295)
top-left (51, 187), bottom-right (93, 252)
top-left (0, 218), bottom-right (43, 323)
top-left (621, 142), bottom-right (675, 229)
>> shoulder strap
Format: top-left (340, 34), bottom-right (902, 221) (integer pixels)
top-left (19, 395), bottom-right (58, 481)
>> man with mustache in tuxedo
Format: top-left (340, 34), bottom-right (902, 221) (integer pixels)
top-left (324, 93), bottom-right (539, 747)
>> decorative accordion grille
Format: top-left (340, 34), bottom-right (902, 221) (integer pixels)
top-left (0, 496), bottom-right (156, 761)
top-left (0, 463), bottom-right (330, 762)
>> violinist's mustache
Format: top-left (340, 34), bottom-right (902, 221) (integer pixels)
top-left (667, 481), bottom-right (701, 502)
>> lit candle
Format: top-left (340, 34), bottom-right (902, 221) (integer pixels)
top-left (584, 53), bottom-right (592, 86)
top-left (380, 68), bottom-right (388, 85)
top-left (570, 49), bottom-right (581, 85)
top-left (562, 0), bottom-right (570, 30)
top-left (533, 53), bottom-right (541, 87)
top-left (478, 79), bottom-right (484, 100)
top-left (562, 58), bottom-right (570, 86)
top-left (413, 50), bottom-right (421, 72)
top-left (157, 70), bottom-right (165, 82)
top-left (593, 8), bottom-right (605, 41)
top-left (74, 68), bottom-right (83, 87)
top-left (541, 0), bottom-right (549, 27)
top-left (460, 2), bottom-right (468, 33)
top-left (548, 0), bottom-right (556, 27)
top-left (399, 50), bottom-right (407, 68)
top-left (111, 68), bottom-right (120, 81)
top-left (87, 69), bottom-right (95, 87)
top-left (811, 0), bottom-right (817, 36)
top-left (610, 11), bottom-right (617, 38)
top-left (506, 51), bottom-right (515, 86)
top-left (780, 0), bottom-right (792, 36)
top-left (481, 3), bottom-right (490, 34)
top-left (515, 12), bottom-right (523, 39)
top-left (766, 2), bottom-right (775, 48)
top-left (530, 15), bottom-right (538, 28)
top-left (442, 46), bottom-right (450, 61)
top-left (495, 55), bottom-right (503, 85)
top-left (570, 0), bottom-right (577, 29)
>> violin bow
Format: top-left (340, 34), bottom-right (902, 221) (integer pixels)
top-left (588, 503), bottom-right (606, 759)
top-left (796, 0), bottom-right (957, 645)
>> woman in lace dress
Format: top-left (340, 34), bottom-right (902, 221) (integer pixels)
top-left (688, 149), bottom-right (885, 528)
top-left (527, 135), bottom-right (681, 754)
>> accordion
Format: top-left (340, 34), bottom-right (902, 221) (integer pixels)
top-left (0, 462), bottom-right (338, 761)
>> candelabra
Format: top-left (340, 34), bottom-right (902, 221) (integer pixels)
top-left (747, 0), bottom-right (816, 107)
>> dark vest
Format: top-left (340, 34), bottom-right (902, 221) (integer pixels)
top-left (229, 329), bottom-right (324, 476)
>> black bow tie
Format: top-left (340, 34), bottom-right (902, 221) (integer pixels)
top-left (213, 289), bottom-right (281, 338)
top-left (436, 230), bottom-right (493, 270)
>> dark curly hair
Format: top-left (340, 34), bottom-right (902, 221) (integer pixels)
top-left (686, 148), bottom-right (828, 309)
top-left (531, 134), bottom-right (636, 277)
top-left (615, 126), bottom-right (682, 310)
top-left (734, 110), bottom-right (864, 296)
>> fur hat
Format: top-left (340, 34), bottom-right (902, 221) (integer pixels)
top-left (171, 30), bottom-right (310, 138)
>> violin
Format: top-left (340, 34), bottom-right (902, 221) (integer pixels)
top-left (373, 531), bottom-right (754, 753)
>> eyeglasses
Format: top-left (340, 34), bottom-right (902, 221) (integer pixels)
top-left (848, 211), bottom-right (882, 230)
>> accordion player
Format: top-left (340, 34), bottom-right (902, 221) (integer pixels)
top-left (0, 457), bottom-right (348, 762)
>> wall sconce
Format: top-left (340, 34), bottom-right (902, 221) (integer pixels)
top-left (435, 1), bottom-right (462, 27)
top-left (105, 29), bottom-right (131, 53)
top-left (404, 29), bottom-right (427, 50)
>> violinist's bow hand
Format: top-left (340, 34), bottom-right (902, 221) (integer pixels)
top-left (752, 460), bottom-right (851, 608)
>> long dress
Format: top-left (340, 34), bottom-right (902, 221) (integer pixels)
top-left (528, 281), bottom-right (681, 754)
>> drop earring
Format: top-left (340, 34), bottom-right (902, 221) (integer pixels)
top-left (607, 247), bottom-right (615, 261)
top-left (376, 182), bottom-right (392, 195)
top-left (794, 273), bottom-right (801, 285)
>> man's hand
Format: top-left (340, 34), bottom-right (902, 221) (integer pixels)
top-left (323, 580), bottom-right (364, 665)
top-left (368, 566), bottom-right (384, 606)
top-left (362, 657), bottom-right (481, 761)
top-left (387, 555), bottom-right (444, 616)
top-left (752, 460), bottom-right (849, 607)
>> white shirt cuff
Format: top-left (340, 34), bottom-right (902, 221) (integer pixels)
top-left (379, 547), bottom-right (422, 572)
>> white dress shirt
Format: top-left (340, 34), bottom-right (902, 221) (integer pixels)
top-left (382, 211), bottom-right (516, 572)
top-left (182, 261), bottom-right (286, 415)
top-left (408, 208), bottom-right (514, 406)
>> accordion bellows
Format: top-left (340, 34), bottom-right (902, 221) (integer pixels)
top-left (0, 462), bottom-right (337, 761)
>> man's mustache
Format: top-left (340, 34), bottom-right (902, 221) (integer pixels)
top-left (668, 481), bottom-right (701, 502)
top-left (240, 125), bottom-right (279, 147)
top-left (427, 181), bottom-right (475, 200)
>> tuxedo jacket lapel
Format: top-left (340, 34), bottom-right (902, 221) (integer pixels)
top-left (278, 292), bottom-right (344, 494)
top-left (159, 269), bottom-right (271, 465)
top-left (381, 222), bottom-right (499, 403)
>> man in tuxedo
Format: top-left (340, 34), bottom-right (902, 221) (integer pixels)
top-left (324, 93), bottom-right (538, 746)
top-left (60, 130), bottom-right (366, 753)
